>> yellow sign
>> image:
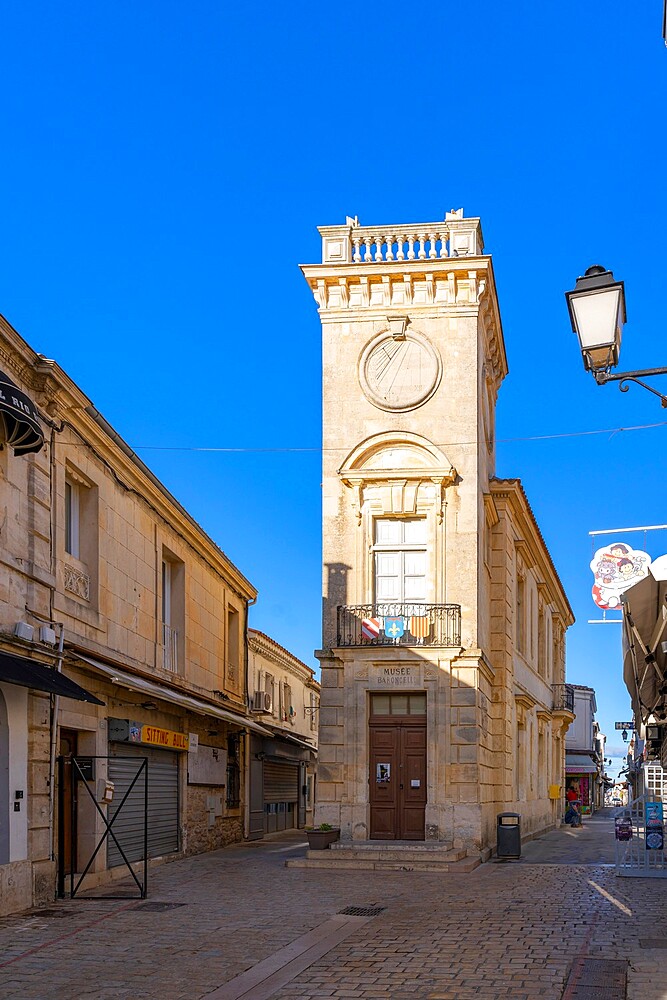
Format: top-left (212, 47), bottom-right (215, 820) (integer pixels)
top-left (141, 725), bottom-right (189, 751)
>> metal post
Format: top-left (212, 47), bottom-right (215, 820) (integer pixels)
top-left (56, 755), bottom-right (65, 899)
top-left (69, 755), bottom-right (76, 898)
top-left (143, 760), bottom-right (148, 898)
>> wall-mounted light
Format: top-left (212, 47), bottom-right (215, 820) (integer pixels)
top-left (140, 701), bottom-right (157, 711)
top-left (566, 264), bottom-right (667, 405)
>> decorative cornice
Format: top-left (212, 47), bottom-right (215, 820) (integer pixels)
top-left (249, 629), bottom-right (319, 686)
top-left (483, 493), bottom-right (499, 528)
top-left (490, 479), bottom-right (574, 626)
top-left (515, 691), bottom-right (538, 710)
top-left (514, 539), bottom-right (535, 570)
top-left (0, 315), bottom-right (257, 600)
top-left (301, 251), bottom-right (508, 392)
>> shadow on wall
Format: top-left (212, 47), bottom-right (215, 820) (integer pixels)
top-left (322, 562), bottom-right (351, 648)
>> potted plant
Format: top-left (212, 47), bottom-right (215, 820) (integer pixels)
top-left (305, 822), bottom-right (340, 850)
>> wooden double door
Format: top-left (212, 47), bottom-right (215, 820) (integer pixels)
top-left (369, 717), bottom-right (426, 840)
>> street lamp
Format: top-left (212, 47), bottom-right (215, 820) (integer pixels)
top-left (565, 264), bottom-right (667, 406)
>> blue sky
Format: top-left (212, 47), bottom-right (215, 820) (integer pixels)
top-left (1, 2), bottom-right (665, 777)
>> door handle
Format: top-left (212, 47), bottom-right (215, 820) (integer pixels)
top-left (399, 783), bottom-right (404, 789)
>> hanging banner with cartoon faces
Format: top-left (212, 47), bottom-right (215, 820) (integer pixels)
top-left (590, 543), bottom-right (652, 609)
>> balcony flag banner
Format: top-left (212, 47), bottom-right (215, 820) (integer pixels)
top-left (0, 370), bottom-right (44, 456)
top-left (361, 617), bottom-right (380, 641)
top-left (590, 542), bottom-right (651, 610)
top-left (409, 615), bottom-right (430, 639)
top-left (384, 617), bottom-right (404, 639)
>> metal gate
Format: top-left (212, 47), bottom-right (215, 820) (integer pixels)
top-left (108, 744), bottom-right (178, 866)
top-left (57, 754), bottom-right (148, 899)
top-left (263, 761), bottom-right (299, 802)
top-left (615, 793), bottom-right (667, 878)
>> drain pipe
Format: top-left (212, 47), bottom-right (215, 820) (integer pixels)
top-left (243, 595), bottom-right (257, 839)
top-left (48, 624), bottom-right (65, 861)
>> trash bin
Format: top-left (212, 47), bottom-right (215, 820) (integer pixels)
top-left (497, 812), bottom-right (521, 858)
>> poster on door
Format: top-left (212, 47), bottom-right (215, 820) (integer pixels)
top-left (376, 763), bottom-right (390, 783)
top-left (645, 801), bottom-right (664, 851)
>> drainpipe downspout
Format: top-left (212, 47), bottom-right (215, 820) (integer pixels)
top-left (48, 623), bottom-right (65, 862)
top-left (243, 596), bottom-right (257, 840)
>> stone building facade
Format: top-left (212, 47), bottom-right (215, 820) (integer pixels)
top-left (301, 212), bottom-right (574, 858)
top-left (246, 629), bottom-right (319, 838)
top-left (0, 311), bottom-right (268, 914)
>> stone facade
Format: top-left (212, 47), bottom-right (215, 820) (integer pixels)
top-left (246, 630), bottom-right (319, 837)
top-left (0, 311), bottom-right (261, 913)
top-left (301, 212), bottom-right (574, 857)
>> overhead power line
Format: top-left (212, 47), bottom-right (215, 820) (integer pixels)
top-left (125, 418), bottom-right (667, 453)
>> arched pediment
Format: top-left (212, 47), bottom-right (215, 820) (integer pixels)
top-left (339, 431), bottom-right (456, 487)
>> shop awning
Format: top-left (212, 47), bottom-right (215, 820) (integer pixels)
top-left (0, 651), bottom-right (104, 704)
top-left (0, 370), bottom-right (44, 456)
top-left (262, 724), bottom-right (317, 752)
top-left (622, 564), bottom-right (667, 727)
top-left (78, 655), bottom-right (273, 735)
top-left (565, 753), bottom-right (598, 774)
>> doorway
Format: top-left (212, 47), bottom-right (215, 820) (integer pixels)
top-left (369, 692), bottom-right (426, 840)
top-left (59, 729), bottom-right (78, 875)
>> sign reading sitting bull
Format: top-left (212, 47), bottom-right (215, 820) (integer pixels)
top-left (590, 542), bottom-right (651, 610)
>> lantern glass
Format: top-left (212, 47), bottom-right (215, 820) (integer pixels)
top-left (565, 266), bottom-right (626, 373)
top-left (570, 286), bottom-right (622, 353)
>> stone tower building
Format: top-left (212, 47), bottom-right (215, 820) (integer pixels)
top-left (300, 212), bottom-right (574, 858)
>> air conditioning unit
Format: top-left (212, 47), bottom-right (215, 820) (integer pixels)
top-left (251, 690), bottom-right (272, 713)
top-left (14, 621), bottom-right (34, 641)
top-left (39, 625), bottom-right (57, 646)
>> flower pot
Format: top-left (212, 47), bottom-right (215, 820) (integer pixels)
top-left (306, 828), bottom-right (340, 850)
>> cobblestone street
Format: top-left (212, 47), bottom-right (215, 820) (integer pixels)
top-left (0, 810), bottom-right (665, 1000)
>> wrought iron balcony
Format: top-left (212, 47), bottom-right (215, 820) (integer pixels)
top-left (552, 683), bottom-right (575, 714)
top-left (337, 604), bottom-right (461, 648)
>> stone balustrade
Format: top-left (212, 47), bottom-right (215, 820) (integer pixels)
top-left (318, 214), bottom-right (484, 266)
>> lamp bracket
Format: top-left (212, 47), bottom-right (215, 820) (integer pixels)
top-left (594, 366), bottom-right (667, 408)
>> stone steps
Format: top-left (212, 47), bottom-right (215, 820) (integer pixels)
top-left (287, 855), bottom-right (481, 873)
top-left (287, 841), bottom-right (479, 873)
top-left (319, 846), bottom-right (468, 863)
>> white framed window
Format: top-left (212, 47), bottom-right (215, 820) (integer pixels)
top-left (373, 518), bottom-right (427, 604)
top-left (284, 682), bottom-right (293, 724)
top-left (161, 550), bottom-right (185, 673)
top-left (227, 606), bottom-right (240, 688)
top-left (65, 478), bottom-right (80, 559)
top-left (265, 672), bottom-right (276, 716)
top-left (516, 573), bottom-right (526, 655)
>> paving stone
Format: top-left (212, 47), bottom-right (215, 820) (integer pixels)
top-left (0, 813), bottom-right (664, 999)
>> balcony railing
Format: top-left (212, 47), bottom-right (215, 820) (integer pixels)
top-left (319, 216), bottom-right (483, 265)
top-left (162, 623), bottom-right (179, 672)
top-left (552, 683), bottom-right (575, 714)
top-left (337, 604), bottom-right (461, 648)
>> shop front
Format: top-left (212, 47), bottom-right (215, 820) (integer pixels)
top-left (107, 720), bottom-right (184, 866)
top-left (565, 753), bottom-right (599, 815)
top-left (248, 731), bottom-right (314, 838)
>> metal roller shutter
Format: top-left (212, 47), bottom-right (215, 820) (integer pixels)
top-left (263, 761), bottom-right (299, 803)
top-left (107, 744), bottom-right (179, 867)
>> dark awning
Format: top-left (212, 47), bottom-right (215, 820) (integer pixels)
top-left (0, 651), bottom-right (104, 704)
top-left (0, 370), bottom-right (44, 456)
